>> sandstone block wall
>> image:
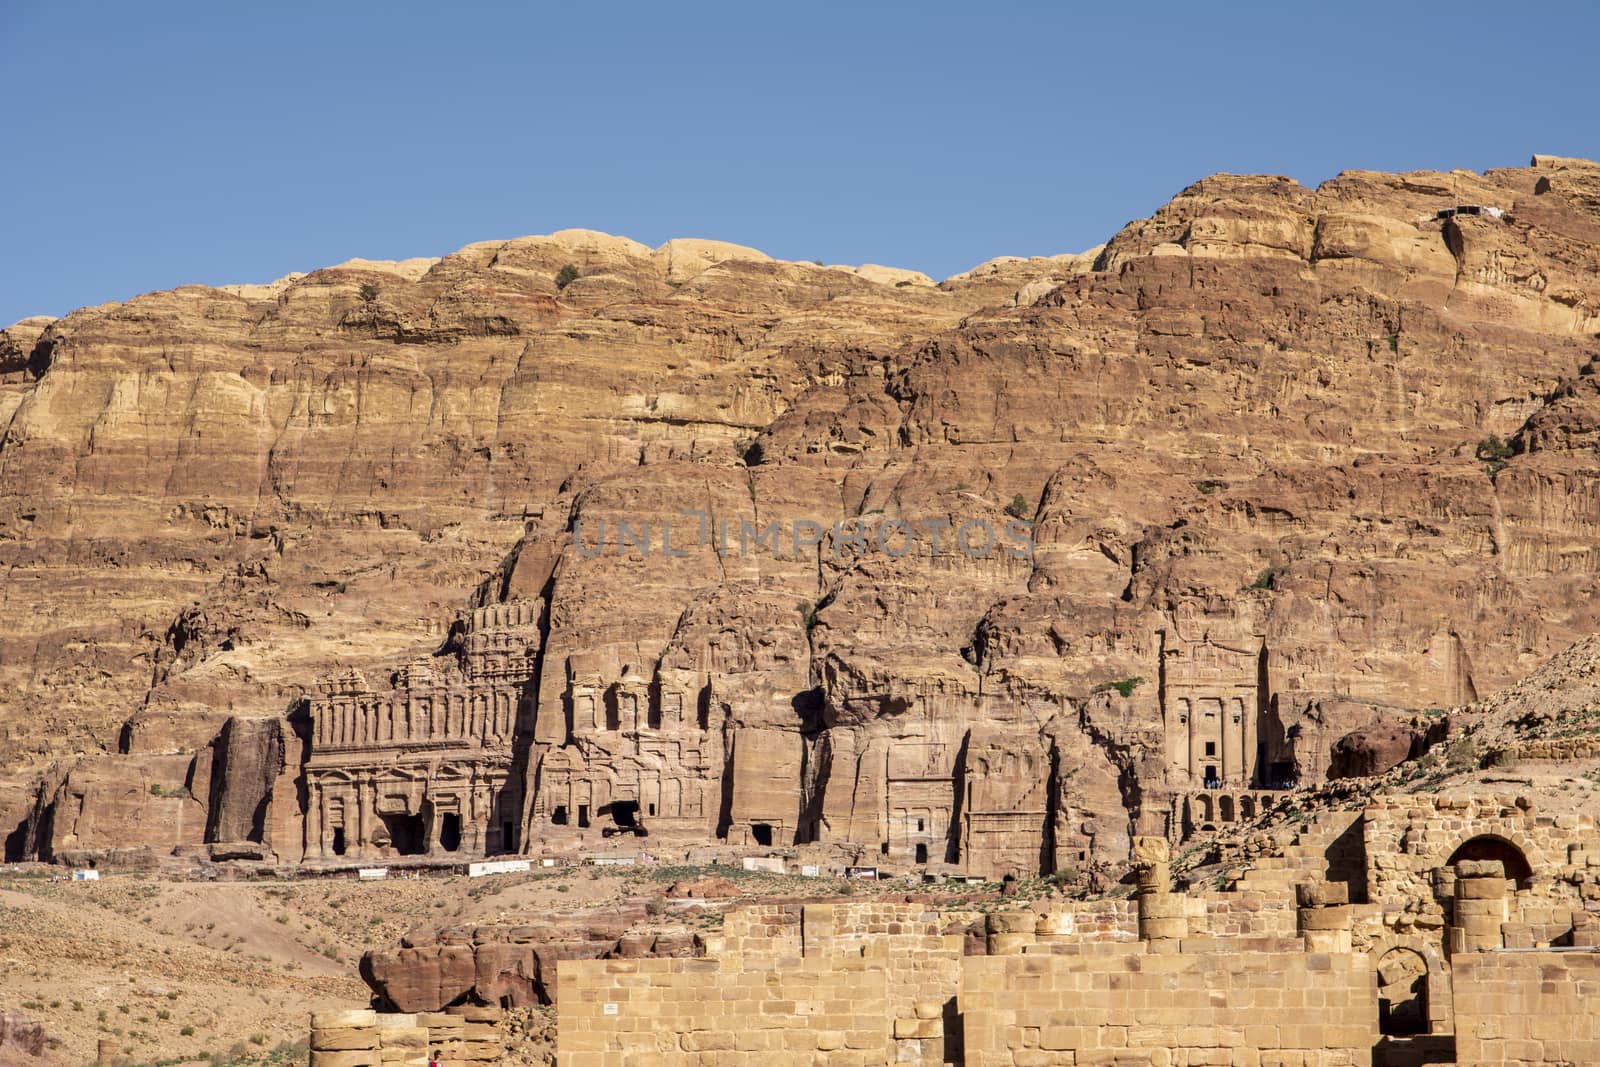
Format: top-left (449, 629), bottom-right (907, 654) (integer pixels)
top-left (959, 945), bottom-right (1376, 1067)
top-left (1197, 890), bottom-right (1299, 939)
top-left (1362, 793), bottom-right (1592, 905)
top-left (714, 902), bottom-right (804, 956)
top-left (555, 892), bottom-right (1382, 1067)
top-left (1453, 950), bottom-right (1600, 1065)
top-left (556, 956), bottom-right (893, 1066)
top-left (310, 1006), bottom-right (504, 1067)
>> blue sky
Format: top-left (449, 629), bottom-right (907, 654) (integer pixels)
top-left (2, 1), bottom-right (1597, 325)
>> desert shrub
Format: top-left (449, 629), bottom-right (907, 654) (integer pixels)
top-left (1249, 567), bottom-right (1280, 590)
top-left (1092, 676), bottom-right (1145, 699)
top-left (1476, 434), bottom-right (1514, 480)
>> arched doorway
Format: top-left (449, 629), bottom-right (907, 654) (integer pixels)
top-left (1446, 835), bottom-right (1534, 889)
top-left (1376, 947), bottom-right (1428, 1036)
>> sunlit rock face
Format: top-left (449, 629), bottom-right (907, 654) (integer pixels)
top-left (5, 157), bottom-right (1600, 877)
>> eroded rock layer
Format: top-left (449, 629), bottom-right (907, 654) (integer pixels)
top-left (5, 157), bottom-right (1599, 877)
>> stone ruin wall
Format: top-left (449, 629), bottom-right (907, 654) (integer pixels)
top-left (326, 795), bottom-right (1600, 1066)
top-left (309, 1005), bottom-right (505, 1067)
top-left (544, 807), bottom-right (1600, 1067)
top-left (553, 885), bottom-right (1379, 1067)
top-left (1452, 950), bottom-right (1600, 1066)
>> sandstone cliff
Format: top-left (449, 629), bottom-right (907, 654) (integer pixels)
top-left (5, 157), bottom-right (1598, 876)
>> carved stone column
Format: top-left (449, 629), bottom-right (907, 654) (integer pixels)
top-left (1450, 859), bottom-right (1507, 953)
top-left (1133, 836), bottom-right (1185, 950)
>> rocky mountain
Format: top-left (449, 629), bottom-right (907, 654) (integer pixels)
top-left (2, 155), bottom-right (1596, 878)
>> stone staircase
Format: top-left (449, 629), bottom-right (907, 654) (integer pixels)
top-left (1230, 807), bottom-right (1367, 897)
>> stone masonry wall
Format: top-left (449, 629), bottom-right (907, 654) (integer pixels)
top-left (556, 956), bottom-right (893, 1066)
top-left (309, 1006), bottom-right (504, 1067)
top-left (1453, 949), bottom-right (1600, 1066)
top-left (959, 944), bottom-right (1377, 1067)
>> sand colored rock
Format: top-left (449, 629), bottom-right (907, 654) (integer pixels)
top-left (5, 158), bottom-right (1600, 888)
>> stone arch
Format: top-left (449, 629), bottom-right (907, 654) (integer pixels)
top-left (1446, 833), bottom-right (1536, 888)
top-left (1219, 795), bottom-right (1235, 822)
top-left (1240, 796), bottom-right (1256, 820)
top-left (1368, 934), bottom-right (1450, 1037)
top-left (1375, 946), bottom-right (1429, 1036)
top-left (1197, 794), bottom-right (1214, 823)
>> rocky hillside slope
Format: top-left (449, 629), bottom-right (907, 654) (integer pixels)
top-left (2, 155), bottom-right (1597, 869)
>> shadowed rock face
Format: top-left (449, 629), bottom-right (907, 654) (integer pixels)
top-left (5, 158), bottom-right (1600, 876)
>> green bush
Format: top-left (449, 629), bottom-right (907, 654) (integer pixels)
top-left (1249, 567), bottom-right (1279, 590)
top-left (1004, 493), bottom-right (1032, 521)
top-left (357, 282), bottom-right (380, 304)
top-left (1476, 434), bottom-right (1514, 480)
top-left (1475, 434), bottom-right (1513, 461)
top-left (554, 264), bottom-right (580, 290)
top-left (1092, 676), bottom-right (1145, 699)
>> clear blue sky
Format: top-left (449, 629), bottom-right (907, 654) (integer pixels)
top-left (3, 1), bottom-right (1597, 326)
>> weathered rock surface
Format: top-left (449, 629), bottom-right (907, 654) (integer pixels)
top-left (1328, 725), bottom-right (1419, 779)
top-left (5, 157), bottom-right (1600, 878)
top-left (0, 1012), bottom-right (52, 1063)
top-left (360, 916), bottom-right (699, 1010)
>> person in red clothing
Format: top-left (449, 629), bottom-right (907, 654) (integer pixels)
top-left (428, 1050), bottom-right (441, 1067)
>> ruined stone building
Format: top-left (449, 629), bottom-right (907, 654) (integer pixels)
top-left (544, 791), bottom-right (1600, 1066)
top-left (341, 783), bottom-right (1600, 1065)
top-left (302, 601), bottom-right (540, 861)
top-left (1149, 624), bottom-right (1297, 843)
top-left (525, 656), bottom-right (726, 844)
top-left (956, 725), bottom-right (1054, 876)
top-left (9, 595), bottom-right (1443, 879)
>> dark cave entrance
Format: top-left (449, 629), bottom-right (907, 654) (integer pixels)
top-left (381, 812), bottom-right (427, 855)
top-left (438, 813), bottom-right (462, 853)
top-left (3, 818), bottom-right (27, 863)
